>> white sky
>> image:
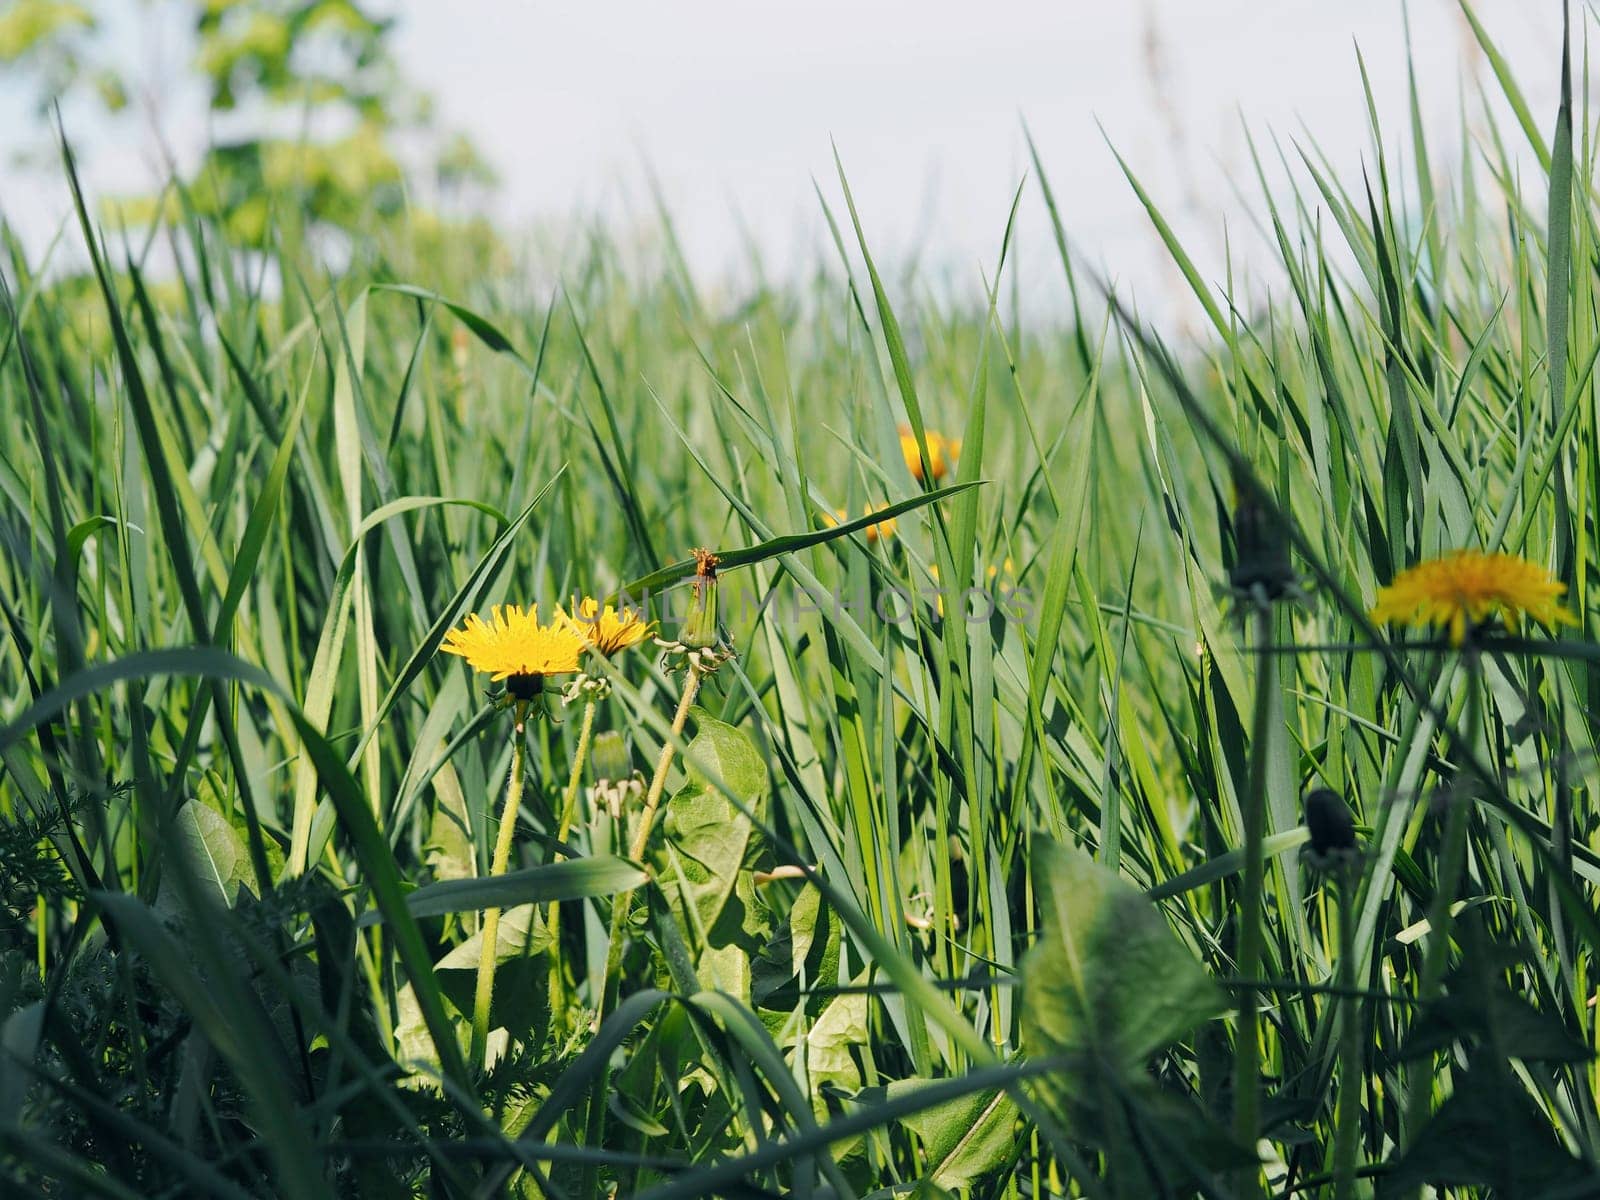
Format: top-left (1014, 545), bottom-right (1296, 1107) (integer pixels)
top-left (0, 2), bottom-right (1570, 323)
top-left (392, 0), bottom-right (1564, 320)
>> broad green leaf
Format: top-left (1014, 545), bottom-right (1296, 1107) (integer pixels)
top-left (800, 988), bottom-right (867, 1095)
top-left (1021, 840), bottom-right (1223, 1072)
top-left (1385, 1062), bottom-right (1587, 1195)
top-left (678, 708), bottom-right (769, 809)
top-left (654, 712), bottom-right (773, 997)
top-left (167, 799), bottom-right (246, 908)
top-left (435, 906), bottom-right (553, 1050)
top-left (752, 883), bottom-right (840, 1018)
top-left (435, 903), bottom-right (552, 969)
top-left (887, 1080), bottom-right (1020, 1191)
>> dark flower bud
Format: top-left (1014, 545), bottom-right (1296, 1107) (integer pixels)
top-left (1227, 475), bottom-right (1296, 602)
top-left (1303, 787), bottom-right (1359, 871)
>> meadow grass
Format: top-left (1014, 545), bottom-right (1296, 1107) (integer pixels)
top-left (4, 8), bottom-right (1600, 1198)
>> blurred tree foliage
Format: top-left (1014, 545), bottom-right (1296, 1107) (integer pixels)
top-left (0, 0), bottom-right (498, 244)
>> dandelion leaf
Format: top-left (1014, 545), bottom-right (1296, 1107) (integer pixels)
top-left (435, 905), bottom-right (552, 1045)
top-left (752, 882), bottom-right (840, 1019)
top-left (878, 1080), bottom-right (1021, 1191)
top-left (654, 711), bottom-right (773, 998)
top-left (162, 799), bottom-right (247, 912)
top-left (1021, 840), bottom-right (1224, 1071)
top-left (1382, 1062), bottom-right (1588, 1196)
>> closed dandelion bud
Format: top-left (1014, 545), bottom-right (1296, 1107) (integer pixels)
top-left (1303, 787), bottom-right (1358, 871)
top-left (1227, 476), bottom-right (1295, 602)
top-left (681, 548), bottom-right (720, 649)
top-left (591, 730), bottom-right (631, 783)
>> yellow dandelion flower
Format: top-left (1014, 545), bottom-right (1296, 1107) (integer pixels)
top-left (898, 424), bottom-right (959, 484)
top-left (1370, 550), bottom-right (1576, 647)
top-left (825, 508), bottom-right (897, 544)
top-left (440, 604), bottom-right (586, 692)
top-left (566, 597), bottom-right (655, 656)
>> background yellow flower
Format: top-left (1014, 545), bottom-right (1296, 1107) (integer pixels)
top-left (825, 508), bottom-right (897, 544)
top-left (898, 424), bottom-right (959, 484)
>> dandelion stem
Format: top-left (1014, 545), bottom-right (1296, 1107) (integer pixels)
top-left (582, 665), bottom-right (703, 1200)
top-left (594, 665), bottom-right (703, 1027)
top-left (548, 698), bottom-right (597, 1027)
top-left (1233, 604), bottom-right (1274, 1197)
top-left (1403, 655), bottom-right (1482, 1153)
top-left (1333, 863), bottom-right (1361, 1200)
top-left (630, 669), bottom-right (703, 862)
top-left (470, 701), bottom-right (528, 1071)
top-left (555, 699), bottom-right (599, 856)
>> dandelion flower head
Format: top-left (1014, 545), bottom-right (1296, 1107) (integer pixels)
top-left (440, 604), bottom-right (586, 682)
top-left (1370, 550), bottom-right (1575, 647)
top-left (566, 597), bottom-right (655, 656)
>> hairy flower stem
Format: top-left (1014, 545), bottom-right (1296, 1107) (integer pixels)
top-left (1233, 606), bottom-right (1274, 1197)
top-left (548, 699), bottom-right (597, 1026)
top-left (470, 701), bottom-right (528, 1071)
top-left (1333, 865), bottom-right (1361, 1200)
top-left (1403, 657), bottom-right (1482, 1156)
top-left (631, 668), bottom-right (704, 861)
top-left (582, 666), bottom-right (703, 1200)
top-left (593, 667), bottom-right (703, 1026)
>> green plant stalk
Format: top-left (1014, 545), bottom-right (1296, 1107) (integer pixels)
top-left (1333, 864), bottom-right (1361, 1200)
top-left (1403, 656), bottom-right (1482, 1148)
top-left (555, 699), bottom-right (599, 855)
top-left (631, 668), bottom-right (703, 862)
top-left (470, 701), bottom-right (528, 1071)
top-left (595, 667), bottom-right (702, 1025)
top-left (582, 666), bottom-right (702, 1200)
top-left (1233, 605), bottom-right (1274, 1196)
top-left (548, 697), bottom-right (597, 1026)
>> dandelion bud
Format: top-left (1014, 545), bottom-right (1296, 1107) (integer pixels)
top-left (1303, 787), bottom-right (1359, 871)
top-left (681, 548), bottom-right (720, 649)
top-left (1227, 476), bottom-right (1295, 602)
top-left (591, 730), bottom-right (631, 784)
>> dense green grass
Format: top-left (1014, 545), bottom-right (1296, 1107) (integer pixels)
top-left (6, 9), bottom-right (1600, 1197)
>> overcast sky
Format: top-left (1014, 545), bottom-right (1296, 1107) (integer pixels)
top-left (392, 0), bottom-right (1563, 318)
top-left (1, 2), bottom-right (1569, 322)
